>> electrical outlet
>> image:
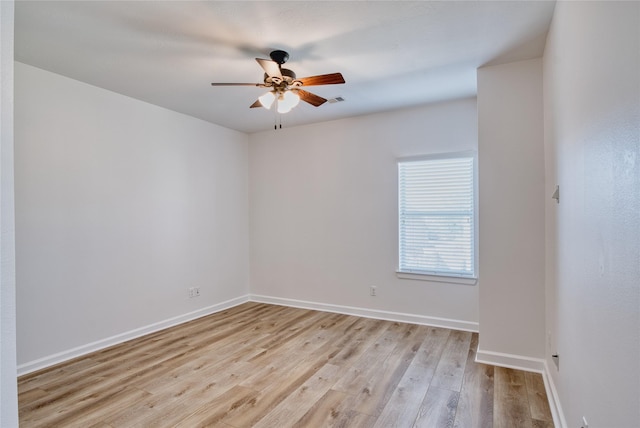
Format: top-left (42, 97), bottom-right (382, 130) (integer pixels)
top-left (194, 287), bottom-right (200, 297)
top-left (370, 286), bottom-right (377, 296)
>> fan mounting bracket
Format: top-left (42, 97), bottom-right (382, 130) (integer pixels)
top-left (269, 50), bottom-right (290, 65)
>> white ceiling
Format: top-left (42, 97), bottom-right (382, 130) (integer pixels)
top-left (15, 1), bottom-right (556, 134)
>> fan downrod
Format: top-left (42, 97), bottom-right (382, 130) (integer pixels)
top-left (269, 50), bottom-right (289, 65)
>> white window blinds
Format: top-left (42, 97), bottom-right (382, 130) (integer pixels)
top-left (398, 155), bottom-right (476, 278)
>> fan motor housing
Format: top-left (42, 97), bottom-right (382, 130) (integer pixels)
top-left (280, 68), bottom-right (296, 81)
top-left (264, 68), bottom-right (297, 87)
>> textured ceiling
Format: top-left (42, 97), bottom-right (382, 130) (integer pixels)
top-left (15, 1), bottom-right (556, 133)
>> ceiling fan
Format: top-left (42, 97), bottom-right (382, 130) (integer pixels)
top-left (211, 50), bottom-right (345, 114)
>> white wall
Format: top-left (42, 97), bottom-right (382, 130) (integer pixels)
top-left (1, 1), bottom-right (19, 425)
top-left (249, 98), bottom-right (479, 328)
top-left (15, 63), bottom-right (250, 369)
top-left (544, 2), bottom-right (640, 427)
top-left (477, 59), bottom-right (546, 364)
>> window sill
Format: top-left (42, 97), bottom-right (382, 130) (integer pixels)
top-left (396, 271), bottom-right (478, 285)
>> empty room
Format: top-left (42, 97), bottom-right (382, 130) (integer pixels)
top-left (1, 1), bottom-right (638, 427)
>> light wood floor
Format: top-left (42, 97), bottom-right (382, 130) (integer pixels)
top-left (18, 302), bottom-right (553, 427)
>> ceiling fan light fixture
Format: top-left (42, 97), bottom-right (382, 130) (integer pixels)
top-left (276, 90), bottom-right (300, 113)
top-left (258, 91), bottom-right (276, 109)
top-left (277, 100), bottom-right (292, 114)
top-left (284, 90), bottom-right (300, 108)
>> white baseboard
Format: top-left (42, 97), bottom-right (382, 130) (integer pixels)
top-left (249, 294), bottom-right (479, 332)
top-left (475, 348), bottom-right (545, 372)
top-left (17, 294), bottom-right (250, 376)
top-left (542, 359), bottom-right (567, 428)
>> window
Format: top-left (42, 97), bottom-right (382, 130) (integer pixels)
top-left (398, 153), bottom-right (476, 282)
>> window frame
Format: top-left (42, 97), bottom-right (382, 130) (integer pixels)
top-left (396, 151), bottom-right (478, 285)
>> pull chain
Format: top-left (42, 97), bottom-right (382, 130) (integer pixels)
top-left (273, 114), bottom-right (283, 130)
top-left (272, 113), bottom-right (285, 130)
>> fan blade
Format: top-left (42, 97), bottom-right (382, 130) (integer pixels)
top-left (256, 58), bottom-right (282, 79)
top-left (297, 89), bottom-right (327, 107)
top-left (211, 83), bottom-right (265, 87)
top-left (250, 100), bottom-right (262, 108)
top-left (297, 73), bottom-right (345, 86)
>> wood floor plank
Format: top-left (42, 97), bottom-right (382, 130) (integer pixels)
top-left (22, 385), bottom-right (150, 427)
top-left (249, 307), bottom-right (329, 351)
top-left (373, 325), bottom-right (452, 427)
top-left (525, 371), bottom-right (553, 422)
top-left (453, 333), bottom-right (494, 428)
top-left (18, 377), bottom-right (108, 426)
top-left (352, 324), bottom-right (430, 417)
top-left (292, 389), bottom-right (377, 428)
top-left (19, 371), bottom-right (105, 415)
top-left (414, 386), bottom-right (460, 428)
top-left (17, 387), bottom-right (48, 405)
top-left (372, 361), bottom-right (434, 427)
top-left (533, 418), bottom-right (555, 428)
top-left (223, 341), bottom-right (342, 427)
top-left (331, 321), bottom-right (406, 394)
top-left (18, 357), bottom-right (101, 390)
top-left (18, 303), bottom-right (554, 428)
top-left (329, 317), bottom-right (389, 366)
top-left (412, 326), bottom-right (452, 369)
top-left (237, 313), bottom-right (353, 393)
top-left (173, 384), bottom-right (260, 427)
top-left (252, 363), bottom-right (343, 428)
top-left (117, 361), bottom-right (252, 428)
top-left (494, 366), bottom-right (533, 428)
top-left (430, 329), bottom-right (473, 391)
top-left (136, 343), bottom-right (264, 395)
top-left (65, 386), bottom-right (152, 428)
